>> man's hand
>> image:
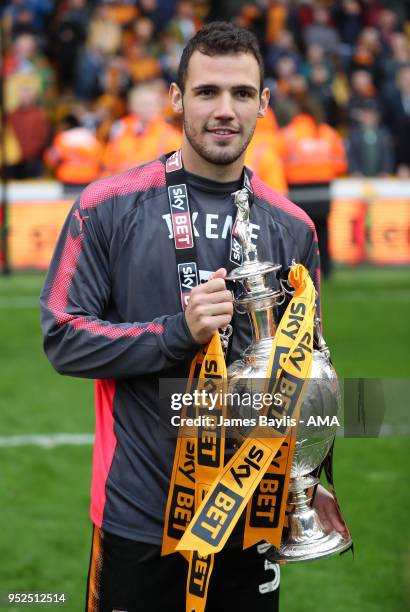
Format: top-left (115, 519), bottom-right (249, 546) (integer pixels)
top-left (185, 268), bottom-right (233, 345)
top-left (313, 483), bottom-right (348, 536)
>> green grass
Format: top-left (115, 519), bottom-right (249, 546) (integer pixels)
top-left (282, 438), bottom-right (410, 612)
top-left (321, 267), bottom-right (410, 378)
top-left (0, 268), bottom-right (409, 611)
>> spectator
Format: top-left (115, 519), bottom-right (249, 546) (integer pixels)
top-left (2, 0), bottom-right (53, 40)
top-left (332, 0), bottom-right (363, 71)
top-left (126, 41), bottom-right (162, 83)
top-left (303, 5), bottom-right (341, 58)
top-left (278, 96), bottom-right (347, 277)
top-left (87, 4), bottom-right (122, 55)
top-left (287, 0), bottom-right (313, 50)
top-left (302, 43), bottom-right (332, 81)
top-left (4, 32), bottom-right (56, 107)
top-left (166, 0), bottom-right (198, 45)
top-left (362, 0), bottom-right (384, 28)
top-left (159, 31), bottom-right (184, 84)
top-left (271, 71), bottom-right (306, 127)
top-left (350, 27), bottom-right (382, 85)
top-left (376, 8), bottom-right (402, 51)
top-left (309, 64), bottom-right (338, 126)
top-left (245, 107), bottom-right (287, 193)
top-left (333, 0), bottom-right (363, 50)
top-left (74, 47), bottom-right (105, 101)
top-left (7, 86), bottom-right (51, 178)
top-left (101, 82), bottom-right (181, 175)
top-left (98, 55), bottom-right (130, 103)
top-left (72, 2), bottom-right (123, 101)
top-left (389, 33), bottom-right (410, 72)
top-left (302, 43), bottom-right (337, 124)
top-left (381, 64), bottom-right (410, 134)
top-left (346, 69), bottom-right (379, 126)
top-left (134, 17), bottom-right (158, 57)
top-left (44, 114), bottom-right (102, 189)
top-left (51, 0), bottom-right (88, 92)
top-left (265, 29), bottom-right (302, 80)
top-left (272, 54), bottom-right (299, 94)
top-left (139, 0), bottom-right (176, 34)
top-left (381, 64), bottom-right (410, 172)
top-left (379, 32), bottom-right (410, 89)
top-left (346, 99), bottom-right (394, 176)
top-left (265, 0), bottom-right (288, 46)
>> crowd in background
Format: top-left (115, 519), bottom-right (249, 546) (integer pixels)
top-left (2, 0), bottom-right (410, 188)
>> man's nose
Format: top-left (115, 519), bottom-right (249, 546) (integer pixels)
top-left (214, 92), bottom-right (235, 119)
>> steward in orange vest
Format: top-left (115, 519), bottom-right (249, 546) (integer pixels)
top-left (245, 107), bottom-right (287, 194)
top-left (279, 98), bottom-right (347, 276)
top-left (44, 115), bottom-right (102, 187)
top-left (102, 83), bottom-right (181, 176)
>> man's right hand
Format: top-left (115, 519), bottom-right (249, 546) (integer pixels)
top-left (185, 268), bottom-right (233, 345)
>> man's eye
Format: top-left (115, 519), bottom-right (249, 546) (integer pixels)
top-left (237, 90), bottom-right (251, 98)
top-left (199, 89), bottom-right (214, 96)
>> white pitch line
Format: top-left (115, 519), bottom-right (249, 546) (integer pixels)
top-left (0, 425), bottom-right (409, 449)
top-left (0, 297), bottom-right (39, 308)
top-left (0, 433), bottom-right (94, 448)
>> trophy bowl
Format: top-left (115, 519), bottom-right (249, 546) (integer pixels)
top-left (266, 350), bottom-right (352, 562)
top-left (291, 350), bottom-right (340, 481)
top-left (228, 350), bottom-right (352, 562)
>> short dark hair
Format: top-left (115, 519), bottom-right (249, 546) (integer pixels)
top-left (177, 21), bottom-right (264, 94)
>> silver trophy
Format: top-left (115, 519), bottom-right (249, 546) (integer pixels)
top-left (226, 189), bottom-right (351, 562)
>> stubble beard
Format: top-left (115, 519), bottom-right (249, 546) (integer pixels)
top-left (183, 117), bottom-right (256, 166)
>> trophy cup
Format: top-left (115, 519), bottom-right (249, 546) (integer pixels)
top-left (226, 189), bottom-right (351, 562)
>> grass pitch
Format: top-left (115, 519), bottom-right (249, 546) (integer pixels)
top-left (0, 268), bottom-right (409, 611)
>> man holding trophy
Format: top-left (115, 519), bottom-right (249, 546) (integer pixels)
top-left (40, 21), bottom-right (350, 612)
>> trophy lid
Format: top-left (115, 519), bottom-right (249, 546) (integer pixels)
top-left (226, 261), bottom-right (281, 282)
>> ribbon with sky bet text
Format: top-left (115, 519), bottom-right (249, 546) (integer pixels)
top-left (243, 263), bottom-right (316, 549)
top-left (162, 264), bottom-right (315, 611)
top-left (162, 331), bottom-right (227, 612)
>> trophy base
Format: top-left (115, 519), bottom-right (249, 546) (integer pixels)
top-left (266, 530), bottom-right (352, 563)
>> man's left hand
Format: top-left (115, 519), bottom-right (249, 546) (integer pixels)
top-left (313, 483), bottom-right (348, 536)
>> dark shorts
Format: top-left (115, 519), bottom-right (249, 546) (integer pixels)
top-left (86, 527), bottom-right (280, 612)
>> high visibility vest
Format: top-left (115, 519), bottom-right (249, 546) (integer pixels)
top-left (245, 137), bottom-right (287, 194)
top-left (102, 116), bottom-right (181, 175)
top-left (45, 128), bottom-right (102, 185)
top-left (280, 115), bottom-right (347, 184)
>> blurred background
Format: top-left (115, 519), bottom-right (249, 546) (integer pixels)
top-left (0, 1), bottom-right (409, 611)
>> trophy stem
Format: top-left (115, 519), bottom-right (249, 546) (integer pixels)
top-left (287, 484), bottom-right (324, 543)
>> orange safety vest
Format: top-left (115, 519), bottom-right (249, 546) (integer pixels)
top-left (44, 128), bottom-right (102, 185)
top-left (256, 106), bottom-right (279, 136)
top-left (245, 137), bottom-right (287, 193)
top-left (245, 107), bottom-right (287, 193)
top-left (279, 114), bottom-right (347, 184)
top-left (102, 116), bottom-right (181, 175)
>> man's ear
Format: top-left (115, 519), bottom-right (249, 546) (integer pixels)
top-left (169, 82), bottom-right (183, 114)
top-left (257, 87), bottom-right (271, 118)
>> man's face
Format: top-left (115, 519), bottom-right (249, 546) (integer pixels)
top-left (129, 88), bottom-right (162, 124)
top-left (172, 51), bottom-right (269, 166)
